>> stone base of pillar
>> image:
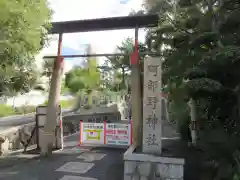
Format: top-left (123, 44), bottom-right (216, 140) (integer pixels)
top-left (123, 145), bottom-right (184, 180)
top-left (39, 127), bottom-right (63, 152)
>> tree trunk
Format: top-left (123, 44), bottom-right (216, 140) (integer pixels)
top-left (12, 96), bottom-right (15, 109)
top-left (48, 76), bottom-right (51, 92)
top-left (40, 57), bottom-right (63, 156)
top-left (189, 98), bottom-right (197, 146)
top-left (121, 67), bottom-right (125, 89)
top-left (207, 0), bottom-right (224, 48)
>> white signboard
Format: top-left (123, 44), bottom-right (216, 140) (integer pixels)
top-left (37, 105), bottom-right (63, 150)
top-left (105, 123), bottom-right (131, 146)
top-left (79, 122), bottom-right (132, 146)
top-left (81, 123), bottom-right (104, 144)
top-left (36, 105), bottom-right (61, 114)
top-left (38, 115), bottom-right (46, 126)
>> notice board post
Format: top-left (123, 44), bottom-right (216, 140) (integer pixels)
top-left (36, 105), bottom-right (63, 150)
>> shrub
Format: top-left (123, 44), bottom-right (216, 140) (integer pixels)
top-left (43, 99), bottom-right (75, 109)
top-left (0, 104), bottom-right (16, 117)
top-left (14, 105), bottom-right (36, 114)
top-left (60, 99), bottom-right (75, 108)
top-left (0, 98), bottom-right (74, 118)
top-left (169, 101), bottom-right (191, 141)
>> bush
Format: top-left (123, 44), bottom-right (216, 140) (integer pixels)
top-left (178, 115), bottom-right (191, 141)
top-left (43, 99), bottom-right (75, 109)
top-left (60, 99), bottom-right (75, 108)
top-left (0, 104), bottom-right (15, 117)
top-left (169, 101), bottom-right (191, 141)
top-left (0, 104), bottom-right (36, 117)
top-left (0, 99), bottom-right (74, 118)
top-left (14, 105), bottom-right (36, 114)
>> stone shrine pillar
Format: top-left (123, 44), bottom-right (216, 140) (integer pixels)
top-left (123, 56), bottom-right (184, 180)
top-left (142, 56), bottom-right (162, 154)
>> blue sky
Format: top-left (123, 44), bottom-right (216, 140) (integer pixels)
top-left (61, 45), bottom-right (85, 66)
top-left (61, 46), bottom-right (81, 57)
top-left (120, 0), bottom-right (130, 4)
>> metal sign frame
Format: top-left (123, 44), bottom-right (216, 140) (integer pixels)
top-left (35, 105), bottom-right (63, 150)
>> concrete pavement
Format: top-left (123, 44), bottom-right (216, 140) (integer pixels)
top-left (0, 133), bottom-right (125, 180)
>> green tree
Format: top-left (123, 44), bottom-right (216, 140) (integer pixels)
top-left (105, 38), bottom-right (146, 89)
top-left (0, 0), bottom-right (51, 66)
top-left (60, 80), bottom-right (69, 94)
top-left (65, 59), bottom-right (100, 94)
top-left (41, 58), bottom-right (55, 92)
top-left (65, 67), bottom-right (86, 94)
top-left (112, 71), bottom-right (122, 91)
top-left (144, 0), bottom-right (240, 178)
top-left (43, 58), bottom-right (54, 80)
top-left (0, 0), bottom-right (51, 96)
top-left (0, 66), bottom-right (38, 96)
top-left (84, 57), bottom-right (101, 92)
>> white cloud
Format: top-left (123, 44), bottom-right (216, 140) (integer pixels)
top-left (49, 0), bottom-right (143, 21)
top-left (41, 0), bottom-right (146, 69)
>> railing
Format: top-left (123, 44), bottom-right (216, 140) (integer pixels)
top-left (79, 121), bottom-right (132, 146)
top-left (74, 92), bottom-right (128, 107)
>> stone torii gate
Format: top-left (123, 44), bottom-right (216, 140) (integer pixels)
top-left (40, 14), bottom-right (159, 155)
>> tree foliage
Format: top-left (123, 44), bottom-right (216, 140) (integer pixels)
top-left (0, 0), bottom-right (51, 95)
top-left (143, 0), bottom-right (240, 178)
top-left (0, 66), bottom-right (38, 96)
top-left (104, 38), bottom-right (146, 89)
top-left (65, 58), bottom-right (100, 94)
top-left (0, 0), bottom-right (51, 64)
top-left (42, 58), bottom-right (55, 78)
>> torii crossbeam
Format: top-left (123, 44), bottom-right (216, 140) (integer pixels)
top-left (44, 14), bottom-right (159, 59)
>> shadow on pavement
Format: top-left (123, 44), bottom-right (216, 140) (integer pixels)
top-left (0, 144), bottom-right (126, 180)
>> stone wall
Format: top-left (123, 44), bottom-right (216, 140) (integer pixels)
top-left (0, 123), bottom-right (36, 155)
top-left (124, 160), bottom-right (184, 180)
top-left (62, 112), bottom-right (121, 136)
top-left (124, 145), bottom-right (184, 180)
top-left (0, 111), bottom-right (123, 155)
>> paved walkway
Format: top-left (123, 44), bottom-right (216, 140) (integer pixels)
top-left (0, 134), bottom-right (125, 180)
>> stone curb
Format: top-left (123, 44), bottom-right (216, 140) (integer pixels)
top-left (0, 108), bottom-right (71, 121)
top-left (0, 127), bottom-right (20, 136)
top-left (0, 113), bottom-right (34, 120)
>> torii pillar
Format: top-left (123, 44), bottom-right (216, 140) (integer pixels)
top-left (130, 27), bottom-right (143, 148)
top-left (40, 33), bottom-right (64, 156)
